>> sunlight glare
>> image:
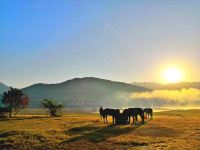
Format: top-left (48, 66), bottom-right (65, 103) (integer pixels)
top-left (162, 67), bottom-right (183, 83)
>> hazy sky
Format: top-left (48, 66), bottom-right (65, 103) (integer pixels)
top-left (1, 0), bottom-right (200, 88)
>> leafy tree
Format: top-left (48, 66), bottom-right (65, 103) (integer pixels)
top-left (41, 99), bottom-right (63, 117)
top-left (2, 87), bottom-right (29, 117)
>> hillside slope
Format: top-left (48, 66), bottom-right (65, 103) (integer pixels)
top-left (22, 77), bottom-right (149, 108)
top-left (0, 82), bottom-right (9, 94)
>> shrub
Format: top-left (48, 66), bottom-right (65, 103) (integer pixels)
top-left (41, 99), bottom-right (63, 117)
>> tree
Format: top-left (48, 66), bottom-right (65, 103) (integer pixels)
top-left (2, 87), bottom-right (29, 117)
top-left (41, 99), bottom-right (63, 117)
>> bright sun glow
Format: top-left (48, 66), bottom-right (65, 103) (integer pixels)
top-left (162, 67), bottom-right (183, 83)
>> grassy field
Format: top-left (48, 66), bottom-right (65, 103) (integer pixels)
top-left (0, 110), bottom-right (200, 150)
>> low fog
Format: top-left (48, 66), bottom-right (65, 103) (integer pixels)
top-left (114, 88), bottom-right (200, 108)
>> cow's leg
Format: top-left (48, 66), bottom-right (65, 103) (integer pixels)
top-left (103, 115), bottom-right (105, 123)
top-left (141, 114), bottom-right (144, 124)
top-left (106, 115), bottom-right (108, 123)
top-left (130, 116), bottom-right (132, 125)
top-left (103, 115), bottom-right (106, 123)
top-left (128, 116), bottom-right (130, 124)
top-left (131, 116), bottom-right (134, 125)
top-left (135, 115), bottom-right (138, 125)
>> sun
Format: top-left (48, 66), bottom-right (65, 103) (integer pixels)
top-left (162, 67), bottom-right (183, 83)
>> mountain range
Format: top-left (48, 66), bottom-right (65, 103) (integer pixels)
top-left (0, 82), bottom-right (9, 95)
top-left (21, 77), bottom-right (149, 108)
top-left (1, 78), bottom-right (200, 108)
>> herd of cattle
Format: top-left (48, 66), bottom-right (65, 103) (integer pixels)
top-left (99, 107), bottom-right (153, 125)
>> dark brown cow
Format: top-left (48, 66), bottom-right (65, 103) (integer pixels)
top-left (99, 107), bottom-right (120, 124)
top-left (122, 108), bottom-right (144, 125)
top-left (144, 108), bottom-right (153, 119)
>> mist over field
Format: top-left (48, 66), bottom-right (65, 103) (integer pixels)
top-left (115, 88), bottom-right (200, 108)
top-left (131, 88), bottom-right (200, 102)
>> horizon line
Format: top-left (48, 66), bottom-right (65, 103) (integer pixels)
top-left (1, 76), bottom-right (200, 89)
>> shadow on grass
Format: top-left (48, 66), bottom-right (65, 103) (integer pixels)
top-left (0, 116), bottom-right (50, 122)
top-left (0, 131), bottom-right (18, 138)
top-left (63, 124), bottom-right (141, 144)
top-left (0, 130), bottom-right (45, 139)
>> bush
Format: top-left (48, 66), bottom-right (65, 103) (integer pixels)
top-left (41, 99), bottom-right (63, 117)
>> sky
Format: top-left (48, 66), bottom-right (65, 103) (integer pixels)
top-left (0, 0), bottom-right (200, 88)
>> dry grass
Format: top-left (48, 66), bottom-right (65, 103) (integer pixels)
top-left (0, 110), bottom-right (200, 150)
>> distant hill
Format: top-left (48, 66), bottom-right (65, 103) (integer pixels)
top-left (132, 82), bottom-right (200, 90)
top-left (22, 77), bottom-right (149, 108)
top-left (0, 82), bottom-right (9, 94)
